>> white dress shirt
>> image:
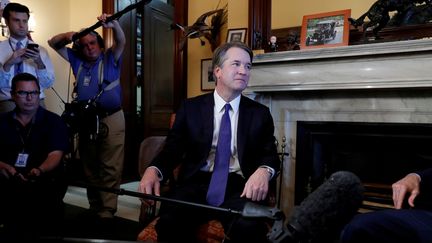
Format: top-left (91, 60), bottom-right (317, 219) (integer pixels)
top-left (0, 37), bottom-right (55, 101)
top-left (201, 90), bottom-right (242, 175)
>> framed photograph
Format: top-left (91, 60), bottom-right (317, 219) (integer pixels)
top-left (300, 9), bottom-right (351, 49)
top-left (201, 58), bottom-right (215, 91)
top-left (226, 28), bottom-right (247, 43)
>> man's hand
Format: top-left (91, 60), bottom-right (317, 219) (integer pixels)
top-left (240, 168), bottom-right (270, 201)
top-left (392, 173), bottom-right (421, 209)
top-left (4, 48), bottom-right (27, 71)
top-left (98, 13), bottom-right (117, 29)
top-left (23, 47), bottom-right (47, 69)
top-left (0, 163), bottom-right (17, 179)
top-left (138, 167), bottom-right (161, 205)
top-left (28, 167), bottom-right (43, 177)
top-left (97, 12), bottom-right (125, 61)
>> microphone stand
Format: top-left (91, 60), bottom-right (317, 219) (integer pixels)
top-left (72, 182), bottom-right (293, 243)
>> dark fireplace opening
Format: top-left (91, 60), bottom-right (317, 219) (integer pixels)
top-left (295, 121), bottom-right (432, 209)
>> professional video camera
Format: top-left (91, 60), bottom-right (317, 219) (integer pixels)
top-left (61, 98), bottom-right (107, 141)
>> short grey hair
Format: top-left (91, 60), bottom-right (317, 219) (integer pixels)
top-left (212, 42), bottom-right (253, 82)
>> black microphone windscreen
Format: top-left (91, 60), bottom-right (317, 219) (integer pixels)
top-left (287, 171), bottom-right (364, 242)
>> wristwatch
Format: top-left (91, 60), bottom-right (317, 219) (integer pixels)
top-left (260, 166), bottom-right (274, 179)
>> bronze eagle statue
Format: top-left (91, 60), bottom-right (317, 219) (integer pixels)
top-left (171, 5), bottom-right (227, 51)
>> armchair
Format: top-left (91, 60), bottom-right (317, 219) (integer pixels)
top-left (136, 135), bottom-right (226, 242)
top-left (136, 116), bottom-right (283, 242)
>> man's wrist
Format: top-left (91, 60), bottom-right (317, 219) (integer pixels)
top-left (148, 166), bottom-right (163, 181)
top-left (259, 166), bottom-right (275, 180)
top-left (409, 173), bottom-right (421, 182)
top-left (3, 62), bottom-right (12, 72)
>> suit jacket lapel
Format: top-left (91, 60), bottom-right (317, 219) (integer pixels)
top-left (237, 96), bottom-right (251, 166)
top-left (201, 93), bottom-right (215, 149)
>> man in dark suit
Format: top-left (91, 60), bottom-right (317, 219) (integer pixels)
top-left (340, 169), bottom-right (432, 242)
top-left (139, 41), bottom-right (280, 243)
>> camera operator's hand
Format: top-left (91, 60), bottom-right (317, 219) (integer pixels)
top-left (98, 13), bottom-right (118, 29)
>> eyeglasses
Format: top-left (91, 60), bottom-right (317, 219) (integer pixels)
top-left (15, 90), bottom-right (41, 98)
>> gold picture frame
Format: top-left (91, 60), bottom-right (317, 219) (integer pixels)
top-left (300, 9), bottom-right (351, 49)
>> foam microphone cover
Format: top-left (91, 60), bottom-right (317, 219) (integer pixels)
top-left (287, 171), bottom-right (364, 242)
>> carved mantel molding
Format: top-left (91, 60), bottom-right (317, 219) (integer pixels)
top-left (247, 39), bottom-right (432, 92)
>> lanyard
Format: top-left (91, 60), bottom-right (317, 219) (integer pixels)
top-left (76, 59), bottom-right (104, 90)
top-left (15, 121), bottom-right (33, 153)
top-left (74, 56), bottom-right (120, 99)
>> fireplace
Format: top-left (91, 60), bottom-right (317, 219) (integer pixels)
top-left (244, 39), bottom-right (432, 216)
top-left (295, 121), bottom-right (432, 209)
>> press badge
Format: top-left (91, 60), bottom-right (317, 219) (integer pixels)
top-left (15, 153), bottom-right (29, 167)
top-left (83, 75), bottom-right (91, 86)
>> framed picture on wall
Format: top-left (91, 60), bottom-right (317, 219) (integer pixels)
top-left (300, 9), bottom-right (351, 49)
top-left (226, 28), bottom-right (247, 43)
top-left (201, 58), bottom-right (215, 91)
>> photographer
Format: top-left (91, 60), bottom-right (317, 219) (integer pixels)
top-left (0, 2), bottom-right (55, 113)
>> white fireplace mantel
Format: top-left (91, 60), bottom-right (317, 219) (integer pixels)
top-left (247, 39), bottom-right (432, 92)
top-left (249, 39), bottom-right (432, 217)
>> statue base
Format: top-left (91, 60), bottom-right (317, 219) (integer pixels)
top-left (349, 23), bottom-right (432, 45)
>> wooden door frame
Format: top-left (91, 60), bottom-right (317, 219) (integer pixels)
top-left (101, 0), bottom-right (187, 181)
top-left (248, 0), bottom-right (271, 51)
top-left (103, 0), bottom-right (187, 115)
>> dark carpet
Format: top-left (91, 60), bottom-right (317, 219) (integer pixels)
top-left (0, 203), bottom-right (142, 243)
top-left (60, 203), bottom-right (142, 241)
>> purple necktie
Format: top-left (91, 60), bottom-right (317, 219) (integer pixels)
top-left (207, 103), bottom-right (231, 206)
top-left (15, 41), bottom-right (23, 74)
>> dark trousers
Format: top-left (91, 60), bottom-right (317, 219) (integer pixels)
top-left (340, 209), bottom-right (432, 243)
top-left (155, 172), bottom-right (270, 243)
top-left (0, 174), bottom-right (66, 241)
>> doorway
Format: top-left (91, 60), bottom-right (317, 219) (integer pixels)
top-left (104, 0), bottom-right (187, 181)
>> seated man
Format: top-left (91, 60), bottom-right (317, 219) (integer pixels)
top-left (340, 169), bottom-right (432, 242)
top-left (139, 41), bottom-right (280, 243)
top-left (0, 73), bottom-right (69, 241)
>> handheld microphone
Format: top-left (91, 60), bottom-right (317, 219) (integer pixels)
top-left (283, 170), bottom-right (364, 243)
top-left (242, 171), bottom-right (364, 243)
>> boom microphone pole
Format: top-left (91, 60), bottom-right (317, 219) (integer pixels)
top-left (73, 170), bottom-right (364, 243)
top-left (72, 181), bottom-right (243, 215)
top-left (72, 182), bottom-right (287, 242)
top-left (54, 0), bottom-right (152, 49)
top-left (71, 0), bottom-right (152, 42)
